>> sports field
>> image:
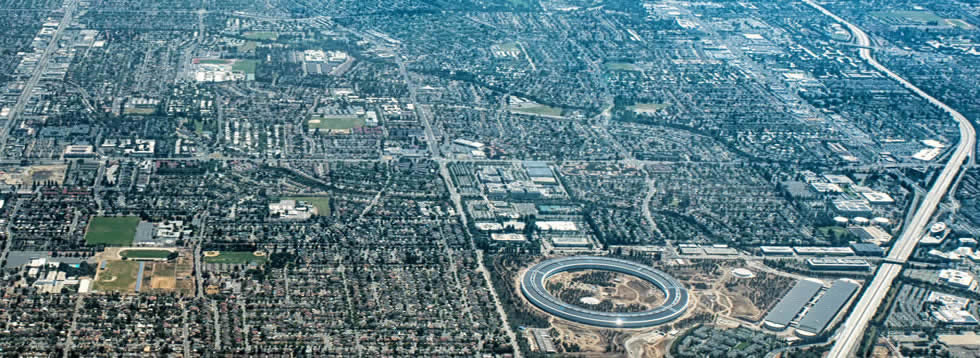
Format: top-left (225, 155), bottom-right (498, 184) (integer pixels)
top-left (244, 31), bottom-right (278, 41)
top-left (123, 107), bottom-right (156, 115)
top-left (629, 103), bottom-right (670, 114)
top-left (198, 59), bottom-right (231, 65)
top-left (494, 41), bottom-right (520, 52)
top-left (605, 62), bottom-right (641, 72)
top-left (203, 251), bottom-right (269, 265)
top-left (239, 41), bottom-right (258, 52)
top-left (283, 196), bottom-right (330, 216)
top-left (945, 19), bottom-right (974, 30)
top-left (232, 59), bottom-right (258, 74)
top-left (308, 116), bottom-right (365, 130)
top-left (511, 104), bottom-right (562, 117)
top-left (93, 260), bottom-right (140, 292)
top-left (85, 216), bottom-right (140, 246)
top-left (871, 10), bottom-right (942, 23)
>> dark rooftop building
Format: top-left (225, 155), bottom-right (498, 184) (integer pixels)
top-left (796, 280), bottom-right (860, 336)
top-left (763, 279), bottom-right (822, 330)
top-left (850, 242), bottom-right (885, 256)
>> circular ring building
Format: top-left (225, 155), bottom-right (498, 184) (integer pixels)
top-left (521, 256), bottom-right (689, 328)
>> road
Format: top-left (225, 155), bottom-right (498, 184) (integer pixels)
top-left (192, 212), bottom-right (208, 298)
top-left (395, 57), bottom-right (441, 159)
top-left (181, 299), bottom-right (191, 357)
top-left (475, 249), bottom-right (522, 358)
top-left (0, 199), bottom-right (22, 268)
top-left (62, 294), bottom-right (85, 358)
top-left (803, 1), bottom-right (976, 357)
top-left (211, 301), bottom-right (221, 351)
top-left (0, 0), bottom-right (78, 154)
top-left (440, 160), bottom-right (523, 357)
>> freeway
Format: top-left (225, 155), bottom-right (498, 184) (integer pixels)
top-left (803, 1), bottom-right (977, 357)
top-left (521, 256), bottom-right (689, 328)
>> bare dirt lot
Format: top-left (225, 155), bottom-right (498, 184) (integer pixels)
top-left (0, 164), bottom-right (67, 185)
top-left (719, 270), bottom-right (794, 321)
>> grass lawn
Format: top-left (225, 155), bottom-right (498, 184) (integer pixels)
top-left (243, 31), bottom-right (278, 41)
top-left (203, 251), bottom-right (269, 265)
top-left (628, 103), bottom-right (670, 114)
top-left (817, 226), bottom-right (849, 237)
top-left (511, 105), bottom-right (562, 117)
top-left (283, 196), bottom-right (330, 216)
top-left (85, 216), bottom-right (140, 246)
top-left (308, 116), bottom-right (365, 130)
top-left (495, 41), bottom-right (520, 52)
top-left (193, 119), bottom-right (204, 134)
top-left (93, 260), bottom-right (139, 292)
top-left (120, 249), bottom-right (174, 260)
top-left (946, 19), bottom-right (974, 29)
top-left (232, 59), bottom-right (258, 74)
top-left (605, 62), bottom-right (641, 72)
top-left (123, 107), bottom-right (156, 115)
top-left (239, 41), bottom-right (258, 52)
top-left (198, 59), bottom-right (231, 65)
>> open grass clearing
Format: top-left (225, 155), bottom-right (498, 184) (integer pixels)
top-left (231, 59), bottom-right (258, 74)
top-left (628, 103), bottom-right (670, 114)
top-left (817, 225), bottom-right (849, 237)
top-left (203, 251), bottom-right (269, 265)
top-left (238, 41), bottom-right (258, 52)
top-left (945, 19), bottom-right (975, 30)
top-left (123, 107), bottom-right (156, 115)
top-left (85, 216), bottom-right (140, 246)
top-left (308, 116), bottom-right (365, 130)
top-left (243, 31), bottom-right (278, 41)
top-left (605, 62), bottom-right (641, 72)
top-left (93, 260), bottom-right (139, 292)
top-left (872, 10), bottom-right (943, 24)
top-left (511, 104), bottom-right (562, 117)
top-left (198, 59), bottom-right (231, 65)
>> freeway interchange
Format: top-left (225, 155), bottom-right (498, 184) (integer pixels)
top-left (803, 1), bottom-right (977, 357)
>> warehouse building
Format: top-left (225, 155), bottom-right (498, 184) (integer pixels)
top-left (763, 279), bottom-right (823, 330)
top-left (832, 199), bottom-right (873, 216)
top-left (793, 246), bottom-right (854, 256)
top-left (850, 242), bottom-right (885, 256)
top-left (760, 246), bottom-right (795, 255)
top-left (796, 280), bottom-right (860, 336)
top-left (807, 258), bottom-right (871, 271)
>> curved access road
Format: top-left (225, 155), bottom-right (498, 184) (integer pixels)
top-left (521, 256), bottom-right (689, 328)
top-left (804, 1), bottom-right (976, 357)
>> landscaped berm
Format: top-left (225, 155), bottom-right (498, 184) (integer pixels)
top-left (85, 216), bottom-right (140, 246)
